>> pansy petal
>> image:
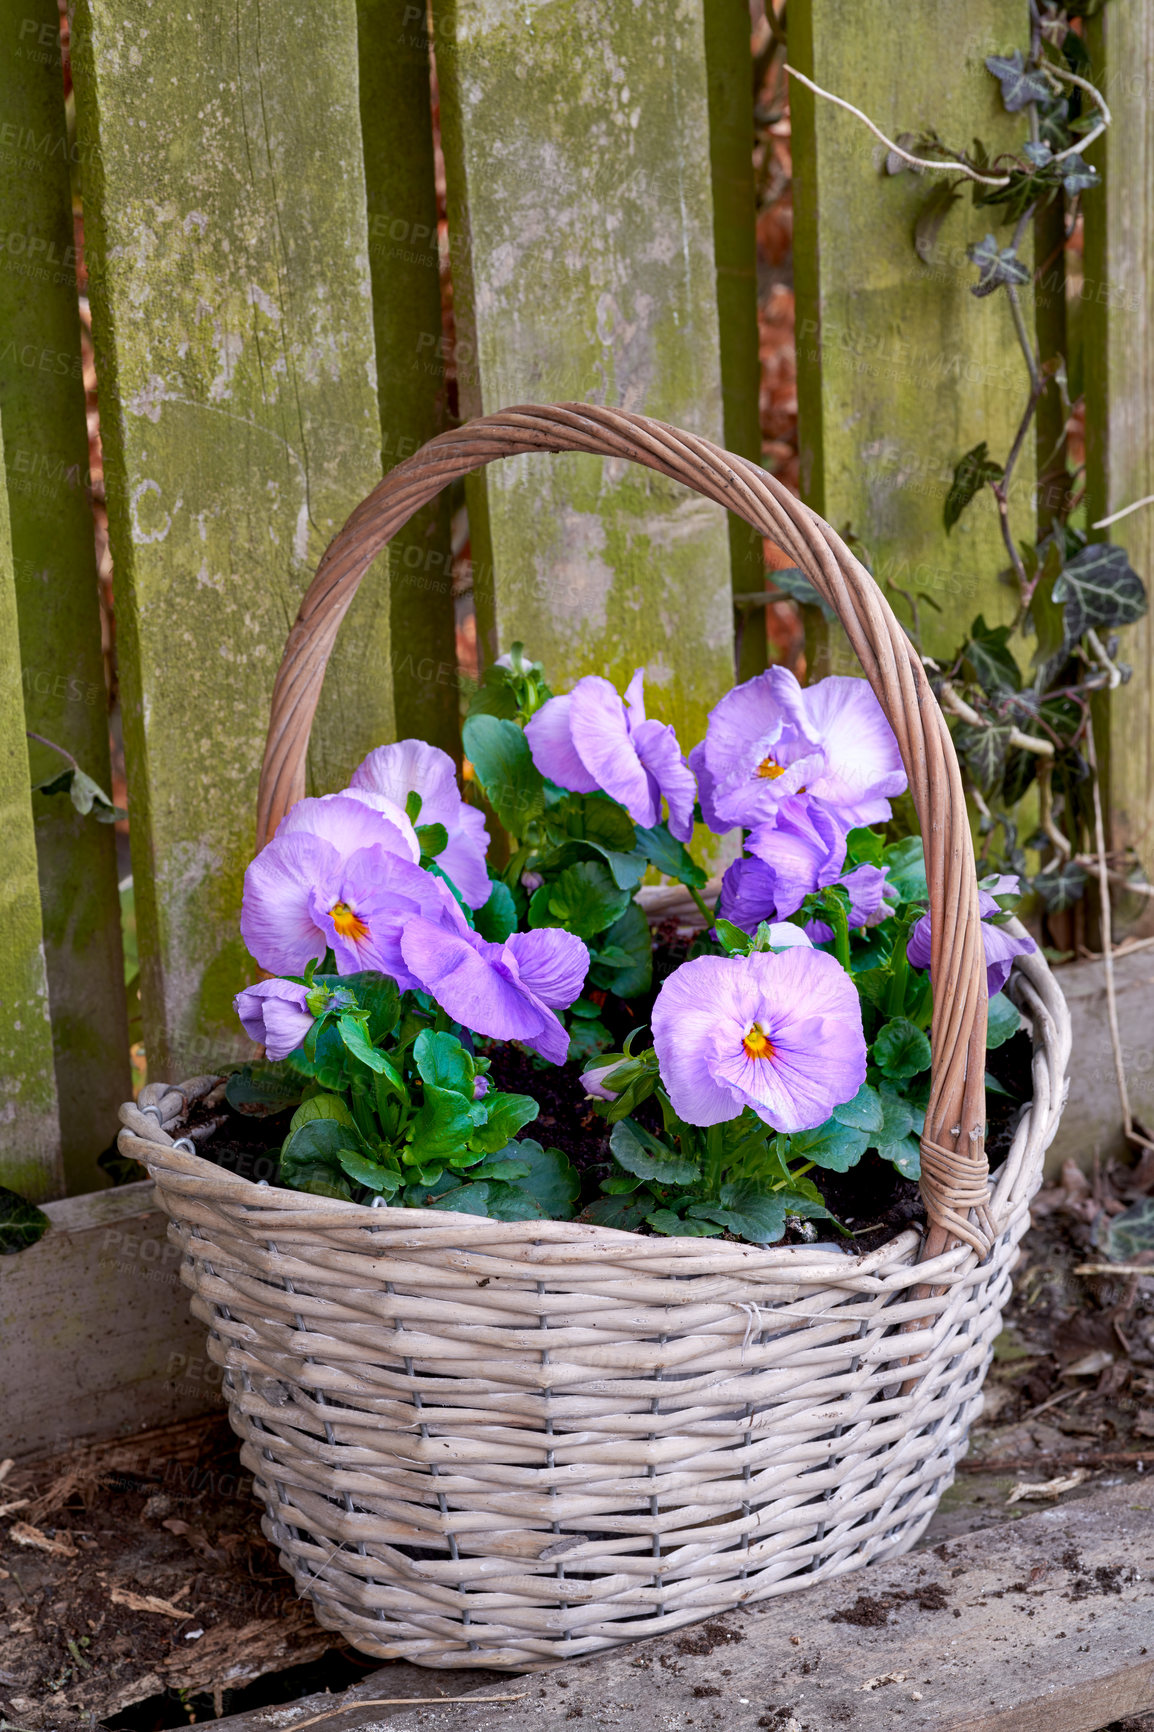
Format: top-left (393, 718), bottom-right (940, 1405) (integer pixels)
top-left (718, 856), bottom-right (779, 933)
top-left (906, 912), bottom-right (932, 972)
top-left (234, 979), bottom-right (314, 1059)
top-left (631, 718), bottom-right (697, 842)
top-left (568, 676), bottom-right (656, 824)
top-left (689, 741), bottom-right (730, 837)
top-left (351, 740), bottom-right (460, 828)
top-left (839, 862), bottom-right (895, 928)
top-left (797, 676), bottom-right (907, 819)
top-left (524, 695), bottom-right (600, 794)
top-left (240, 832), bottom-right (336, 975)
top-left (279, 790), bottom-right (419, 864)
top-left (505, 927), bottom-right (590, 1008)
top-left (399, 920), bottom-right (549, 1043)
top-left (623, 667), bottom-right (647, 721)
top-left (651, 955), bottom-right (764, 1126)
top-left (982, 918), bottom-right (1036, 996)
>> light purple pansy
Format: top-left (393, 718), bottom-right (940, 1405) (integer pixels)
top-left (718, 795), bottom-right (895, 936)
top-left (241, 815), bottom-right (464, 986)
top-left (399, 920), bottom-right (590, 1065)
top-left (651, 943), bottom-right (867, 1133)
top-left (234, 979), bottom-right (316, 1061)
top-left (349, 739), bottom-right (491, 908)
top-left (276, 789), bottom-right (419, 863)
top-left (906, 874), bottom-right (1036, 997)
top-left (689, 667), bottom-right (907, 835)
top-left (524, 669), bottom-right (697, 841)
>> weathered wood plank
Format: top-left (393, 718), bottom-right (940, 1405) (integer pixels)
top-left (0, 411), bottom-right (63, 1201)
top-left (0, 1179), bottom-right (217, 1459)
top-left (69, 0), bottom-right (445, 1078)
top-left (433, 0), bottom-right (743, 761)
top-left (1083, 7), bottom-right (1154, 886)
top-left (0, 0), bottom-right (130, 1194)
top-left (791, 0), bottom-right (1036, 670)
top-left (396, 1486), bottom-right (1154, 1732)
top-left (357, 0), bottom-right (457, 755)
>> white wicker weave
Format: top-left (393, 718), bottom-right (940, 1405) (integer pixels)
top-left (117, 405), bottom-right (1071, 1669)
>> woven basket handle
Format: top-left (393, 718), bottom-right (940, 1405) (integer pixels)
top-left (255, 404), bottom-right (991, 1258)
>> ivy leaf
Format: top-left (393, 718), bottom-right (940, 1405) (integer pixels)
top-left (967, 234), bottom-right (1031, 300)
top-left (610, 1118), bottom-right (698, 1185)
top-left (963, 615), bottom-right (1021, 693)
top-left (874, 1017), bottom-right (932, 1080)
top-left (985, 51), bottom-right (1052, 112)
top-left (1104, 1196), bottom-right (1154, 1263)
top-left (787, 1119), bottom-right (870, 1173)
top-left (913, 179), bottom-right (963, 265)
top-left (1034, 858), bottom-right (1088, 913)
top-left (506, 1138), bottom-right (580, 1218)
top-left (474, 879), bottom-right (519, 944)
top-left (1052, 543), bottom-right (1147, 648)
top-left (944, 441), bottom-right (1004, 531)
top-left (833, 1081), bottom-right (885, 1134)
top-left (470, 1091), bottom-right (540, 1154)
top-left (336, 1148), bottom-right (402, 1194)
top-left (766, 566), bottom-right (836, 622)
top-left (461, 714), bottom-right (546, 837)
top-left (987, 991), bottom-right (1021, 1049)
top-left (954, 721), bottom-right (1014, 794)
top-left (413, 1029), bottom-right (475, 1096)
top-left (0, 1186), bottom-right (50, 1255)
top-left (32, 764), bottom-right (126, 823)
top-left (589, 900), bottom-right (652, 998)
top-left (407, 1084), bottom-right (477, 1162)
top-left (528, 860), bottom-right (631, 940)
top-left (1060, 153), bottom-right (1099, 196)
top-left (634, 821), bottom-right (707, 889)
top-left (687, 1183), bottom-right (786, 1244)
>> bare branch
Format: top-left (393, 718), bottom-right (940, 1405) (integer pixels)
top-left (785, 67), bottom-right (1011, 186)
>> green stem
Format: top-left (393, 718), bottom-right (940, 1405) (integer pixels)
top-left (704, 1123), bottom-right (725, 1201)
top-left (886, 920), bottom-right (911, 1018)
top-left (823, 891), bottom-right (851, 973)
top-left (688, 884), bottom-right (714, 926)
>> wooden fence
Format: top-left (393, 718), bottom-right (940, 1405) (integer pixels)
top-left (0, 0), bottom-right (1151, 1202)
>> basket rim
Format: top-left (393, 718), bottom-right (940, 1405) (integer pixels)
top-left (118, 939), bottom-right (1069, 1286)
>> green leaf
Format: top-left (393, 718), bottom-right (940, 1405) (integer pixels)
top-left (0, 1186), bottom-right (50, 1255)
top-left (986, 991), bottom-right (1021, 1049)
top-left (591, 900), bottom-right (652, 998)
top-left (963, 615), bottom-right (1021, 694)
top-left (32, 763), bottom-right (126, 823)
top-left (874, 1017), bottom-right (933, 1080)
top-left (610, 1118), bottom-right (698, 1185)
top-left (1053, 543), bottom-right (1147, 648)
top-left (874, 1085), bottom-right (916, 1148)
top-left (504, 1138), bottom-right (580, 1218)
top-left (581, 1192), bottom-right (654, 1231)
top-left (430, 1182), bottom-right (492, 1216)
top-left (337, 972), bottom-right (401, 1045)
top-left (944, 441), bottom-right (1004, 531)
top-left (833, 1081), bottom-right (885, 1134)
top-left (767, 566), bottom-right (835, 622)
top-left (882, 837), bottom-right (927, 906)
top-left (528, 860), bottom-right (631, 940)
top-left (416, 822), bottom-right (448, 859)
top-left (913, 179), bottom-right (963, 265)
top-left (714, 918), bottom-right (754, 956)
top-left (845, 828), bottom-right (884, 870)
top-left (465, 664), bottom-right (521, 721)
top-left (474, 879), bottom-right (518, 943)
top-left (1104, 1196), bottom-right (1154, 1263)
top-left (647, 1208), bottom-right (723, 1238)
top-left (338, 1014), bottom-right (392, 1075)
top-left (567, 1016), bottom-right (615, 1063)
top-left (633, 822), bottom-right (707, 889)
top-left (336, 1148), bottom-right (402, 1194)
top-left (413, 1029), bottom-right (475, 1096)
top-left (580, 794), bottom-right (639, 853)
top-left (1034, 858), bottom-right (1088, 913)
top-left (985, 51), bottom-right (1051, 112)
top-left (461, 713), bottom-right (546, 836)
top-left (483, 1186), bottom-right (547, 1221)
top-left (288, 1093), bottom-right (359, 1135)
top-left (954, 721), bottom-right (1014, 796)
top-left (788, 1119), bottom-right (870, 1173)
top-left (470, 1091), bottom-right (540, 1153)
top-left (279, 1118), bottom-right (357, 1199)
top-left (967, 235), bottom-right (1030, 300)
top-left (1026, 541), bottom-right (1067, 669)
top-left (225, 1064), bottom-right (304, 1118)
top-left (407, 1084), bottom-right (478, 1162)
top-left (776, 1178), bottom-right (833, 1221)
top-left (476, 1155), bottom-right (533, 1184)
top-left (880, 1134), bottom-right (922, 1179)
top-left (689, 1182), bottom-right (787, 1244)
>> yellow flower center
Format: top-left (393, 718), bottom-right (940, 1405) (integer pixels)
top-left (756, 755), bottom-right (787, 780)
top-left (329, 901), bottom-right (369, 942)
top-left (742, 1023), bottom-right (774, 1062)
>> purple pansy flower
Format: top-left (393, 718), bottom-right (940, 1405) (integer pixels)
top-left (349, 739), bottom-right (491, 908)
top-left (241, 818), bottom-right (464, 985)
top-left (718, 795), bottom-right (895, 936)
top-left (234, 979), bottom-right (316, 1061)
top-left (525, 669), bottom-right (696, 841)
top-left (276, 789), bottom-right (419, 863)
top-left (689, 667), bottom-right (907, 834)
top-left (906, 875), bottom-right (1036, 997)
top-left (651, 944), bottom-right (867, 1133)
top-left (399, 920), bottom-right (590, 1064)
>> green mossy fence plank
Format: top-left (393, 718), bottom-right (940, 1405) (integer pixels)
top-left (0, 411), bottom-right (64, 1202)
top-left (70, 0), bottom-right (446, 1079)
top-left (1084, 6), bottom-right (1154, 884)
top-left (433, 0), bottom-right (745, 765)
top-left (791, 0), bottom-right (1036, 673)
top-left (0, 0), bottom-right (129, 1194)
top-left (358, 0), bottom-right (456, 755)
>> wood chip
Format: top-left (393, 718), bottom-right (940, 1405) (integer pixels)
top-left (0, 1499), bottom-right (30, 1518)
top-left (0, 1459), bottom-right (13, 1485)
top-left (858, 1671), bottom-right (908, 1691)
top-left (1006, 1468), bottom-right (1089, 1504)
top-left (8, 1520), bottom-right (77, 1556)
top-left (110, 1586), bottom-right (197, 1620)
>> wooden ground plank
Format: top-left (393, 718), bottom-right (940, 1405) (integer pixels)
top-left (0, 1178), bottom-right (218, 1458)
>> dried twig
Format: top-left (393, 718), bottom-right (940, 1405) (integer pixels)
top-left (1093, 493), bottom-right (1154, 531)
top-left (785, 66), bottom-right (1011, 185)
top-left (937, 680), bottom-right (1054, 756)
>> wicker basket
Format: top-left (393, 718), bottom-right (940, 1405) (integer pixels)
top-left (119, 405), bottom-right (1071, 1671)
